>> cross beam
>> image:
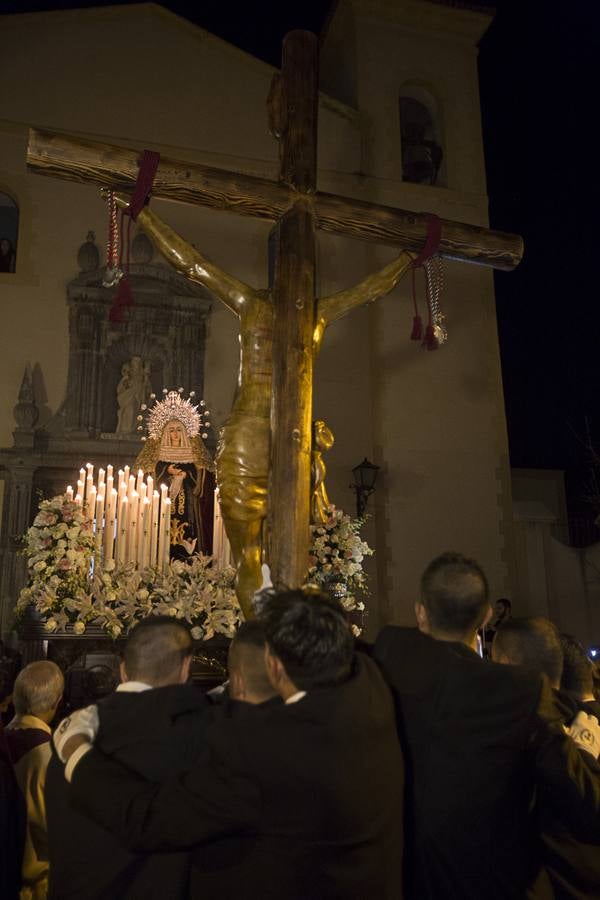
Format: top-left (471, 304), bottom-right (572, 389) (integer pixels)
top-left (27, 131), bottom-right (522, 271)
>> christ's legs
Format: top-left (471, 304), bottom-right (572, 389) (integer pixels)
top-left (225, 518), bottom-right (263, 619)
top-left (216, 411), bottom-right (270, 620)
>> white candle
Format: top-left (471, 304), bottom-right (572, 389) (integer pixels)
top-left (128, 475), bottom-right (136, 500)
top-left (136, 468), bottom-right (144, 495)
top-left (123, 465), bottom-right (130, 484)
top-left (103, 488), bottom-right (117, 564)
top-left (146, 474), bottom-right (153, 498)
top-left (79, 467), bottom-right (86, 486)
top-left (127, 491), bottom-right (139, 565)
top-left (158, 495), bottom-right (168, 570)
top-left (86, 484), bottom-right (96, 524)
top-left (163, 498), bottom-right (171, 570)
top-left (150, 490), bottom-right (160, 568)
top-left (98, 468), bottom-right (105, 490)
top-left (160, 483), bottom-right (168, 503)
top-left (86, 474), bottom-right (94, 511)
top-left (116, 496), bottom-right (128, 565)
top-left (118, 471), bottom-right (126, 500)
top-left (95, 493), bottom-right (105, 558)
top-left (139, 482), bottom-right (147, 505)
top-left (66, 485), bottom-right (74, 501)
top-left (106, 473), bottom-right (114, 499)
top-left (139, 497), bottom-right (151, 568)
top-left (107, 464), bottom-right (113, 480)
top-left (86, 462), bottom-right (94, 478)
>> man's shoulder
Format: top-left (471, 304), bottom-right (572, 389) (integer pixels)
top-left (4, 725), bottom-right (50, 766)
top-left (99, 683), bottom-right (208, 720)
top-left (96, 684), bottom-right (210, 766)
top-left (374, 625), bottom-right (542, 703)
top-left (374, 625), bottom-right (443, 672)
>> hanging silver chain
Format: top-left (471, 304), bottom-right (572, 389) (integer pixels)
top-left (424, 255), bottom-right (447, 344)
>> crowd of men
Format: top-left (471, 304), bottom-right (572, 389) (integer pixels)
top-left (1, 551), bottom-right (600, 899)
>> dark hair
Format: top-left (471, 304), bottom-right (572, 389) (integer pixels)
top-left (560, 633), bottom-right (594, 698)
top-left (494, 617), bottom-right (563, 687)
top-left (123, 616), bottom-right (192, 686)
top-left (228, 621), bottom-right (275, 702)
top-left (258, 589), bottom-right (353, 691)
top-left (420, 552), bottom-right (489, 637)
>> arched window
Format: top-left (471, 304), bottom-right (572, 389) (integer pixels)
top-left (0, 192), bottom-right (19, 273)
top-left (399, 95), bottom-right (443, 187)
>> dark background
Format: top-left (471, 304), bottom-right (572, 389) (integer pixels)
top-left (2, 0), bottom-right (598, 520)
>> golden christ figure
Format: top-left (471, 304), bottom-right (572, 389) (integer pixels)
top-left (111, 193), bottom-right (414, 618)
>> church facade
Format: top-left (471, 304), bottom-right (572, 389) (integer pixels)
top-left (0, 0), bottom-right (514, 636)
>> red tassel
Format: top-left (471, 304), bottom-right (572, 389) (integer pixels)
top-left (423, 324), bottom-right (439, 351)
top-left (410, 314), bottom-right (423, 341)
top-left (109, 276), bottom-right (133, 323)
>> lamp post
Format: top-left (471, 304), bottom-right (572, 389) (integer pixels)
top-left (351, 458), bottom-right (379, 518)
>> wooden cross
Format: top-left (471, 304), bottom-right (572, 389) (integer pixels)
top-left (26, 31), bottom-right (522, 600)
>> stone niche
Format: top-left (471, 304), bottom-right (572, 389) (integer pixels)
top-left (0, 231), bottom-right (212, 635)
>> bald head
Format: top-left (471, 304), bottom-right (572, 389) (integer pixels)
top-left (228, 621), bottom-right (277, 705)
top-left (13, 661), bottom-right (64, 722)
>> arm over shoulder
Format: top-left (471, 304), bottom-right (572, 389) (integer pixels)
top-left (71, 718), bottom-right (260, 853)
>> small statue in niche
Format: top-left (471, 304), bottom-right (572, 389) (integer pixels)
top-left (116, 356), bottom-right (151, 434)
top-left (135, 390), bottom-right (215, 559)
top-left (311, 419), bottom-right (335, 524)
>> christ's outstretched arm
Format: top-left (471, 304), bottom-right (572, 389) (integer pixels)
top-left (316, 250), bottom-right (415, 330)
top-left (109, 192), bottom-right (260, 316)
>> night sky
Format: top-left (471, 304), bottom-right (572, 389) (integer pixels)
top-left (2, 0), bottom-right (598, 514)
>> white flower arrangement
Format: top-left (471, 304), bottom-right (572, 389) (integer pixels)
top-left (307, 506), bottom-right (372, 624)
top-left (17, 494), bottom-right (241, 639)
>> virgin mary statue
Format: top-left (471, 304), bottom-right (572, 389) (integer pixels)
top-left (135, 391), bottom-right (215, 560)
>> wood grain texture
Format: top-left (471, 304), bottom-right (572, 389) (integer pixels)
top-left (27, 128), bottom-right (523, 270)
top-left (269, 201), bottom-right (316, 591)
top-left (27, 128), bottom-right (290, 220)
top-left (279, 31), bottom-right (319, 193)
top-left (269, 31), bottom-right (319, 591)
top-left (314, 192), bottom-right (523, 271)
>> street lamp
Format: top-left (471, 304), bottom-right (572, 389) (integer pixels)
top-left (351, 457), bottom-right (379, 518)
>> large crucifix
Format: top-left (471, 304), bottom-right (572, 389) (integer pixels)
top-left (26, 31), bottom-right (522, 619)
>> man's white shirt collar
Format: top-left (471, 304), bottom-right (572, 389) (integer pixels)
top-left (116, 681), bottom-right (153, 693)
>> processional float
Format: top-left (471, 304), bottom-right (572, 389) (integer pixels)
top-left (24, 31), bottom-right (523, 620)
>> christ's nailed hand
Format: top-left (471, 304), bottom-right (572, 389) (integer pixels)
top-left (99, 187), bottom-right (131, 211)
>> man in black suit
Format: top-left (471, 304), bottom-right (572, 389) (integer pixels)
top-left (373, 552), bottom-right (600, 900)
top-left (45, 616), bottom-right (209, 900)
top-left (55, 591), bottom-right (404, 900)
top-left (493, 617), bottom-right (600, 900)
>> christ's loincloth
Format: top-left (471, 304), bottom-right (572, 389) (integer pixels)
top-left (215, 411), bottom-right (270, 522)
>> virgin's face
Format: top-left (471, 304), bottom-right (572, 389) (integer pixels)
top-left (168, 422), bottom-right (183, 446)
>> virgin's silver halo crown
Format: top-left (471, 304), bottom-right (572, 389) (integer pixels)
top-left (144, 389), bottom-right (210, 440)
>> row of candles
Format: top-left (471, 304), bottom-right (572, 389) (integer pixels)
top-left (67, 463), bottom-right (172, 571)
